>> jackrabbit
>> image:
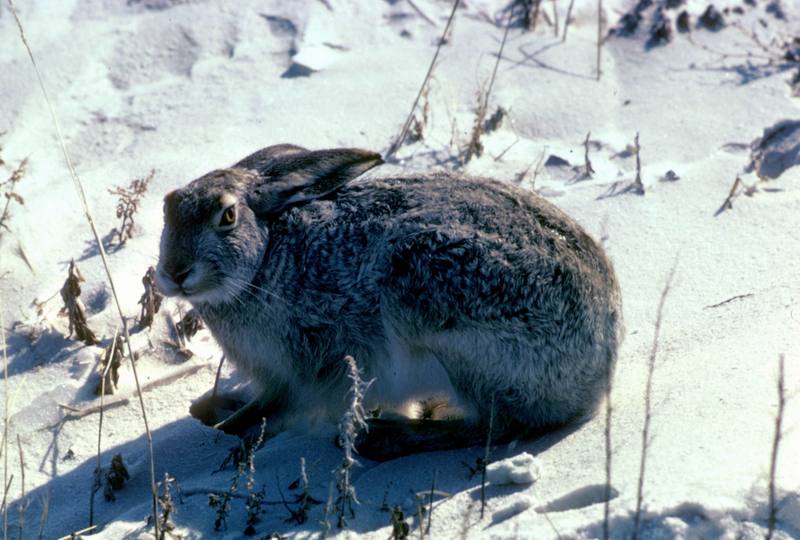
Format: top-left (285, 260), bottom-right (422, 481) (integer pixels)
top-left (156, 144), bottom-right (623, 460)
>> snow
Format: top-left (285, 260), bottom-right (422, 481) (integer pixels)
top-left (486, 453), bottom-right (542, 485)
top-left (0, 0), bottom-right (798, 538)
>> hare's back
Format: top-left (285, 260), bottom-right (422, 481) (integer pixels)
top-left (344, 173), bottom-right (620, 336)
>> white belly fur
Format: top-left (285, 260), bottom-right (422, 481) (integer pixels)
top-left (369, 318), bottom-right (458, 417)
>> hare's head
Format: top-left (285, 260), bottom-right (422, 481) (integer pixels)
top-left (156, 144), bottom-right (382, 305)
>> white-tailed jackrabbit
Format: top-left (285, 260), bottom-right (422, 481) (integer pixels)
top-left (156, 145), bottom-right (622, 460)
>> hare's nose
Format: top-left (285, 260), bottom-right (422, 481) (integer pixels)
top-left (170, 266), bottom-right (192, 286)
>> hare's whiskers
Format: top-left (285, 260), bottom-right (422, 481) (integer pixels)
top-left (228, 277), bottom-right (288, 305)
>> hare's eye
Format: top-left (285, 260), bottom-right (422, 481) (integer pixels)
top-left (219, 205), bottom-right (237, 228)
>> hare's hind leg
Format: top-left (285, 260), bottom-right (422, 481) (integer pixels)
top-left (356, 418), bottom-right (483, 461)
top-left (419, 329), bottom-right (601, 438)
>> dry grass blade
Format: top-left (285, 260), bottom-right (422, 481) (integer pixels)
top-left (596, 0), bottom-right (603, 80)
top-left (766, 354), bottom-right (785, 540)
top-left (0, 475), bottom-right (13, 530)
top-left (631, 260), bottom-right (677, 540)
top-left (386, 0), bottom-right (461, 159)
top-left (6, 2), bottom-right (160, 536)
top-left (15, 435), bottom-right (24, 540)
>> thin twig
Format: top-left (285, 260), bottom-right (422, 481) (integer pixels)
top-left (632, 132), bottom-right (644, 194)
top-left (53, 363), bottom-right (206, 427)
top-left (717, 176), bottom-right (743, 215)
top-left (551, 0), bottom-right (559, 37)
top-left (631, 261), bottom-right (677, 540)
top-left (583, 131), bottom-right (595, 178)
top-left (0, 474), bottom-right (14, 515)
top-left (37, 490), bottom-right (49, 540)
top-left (479, 393), bottom-right (495, 519)
top-left (531, 0), bottom-right (542, 31)
top-left (6, 2), bottom-right (160, 535)
top-left (603, 347), bottom-right (612, 540)
top-left (562, 0), bottom-right (575, 41)
top-left (766, 354), bottom-right (785, 540)
top-left (90, 329), bottom-right (117, 528)
top-left (406, 0), bottom-right (437, 26)
top-left (1, 303), bottom-right (9, 540)
top-left (703, 293), bottom-right (754, 309)
top-left (426, 470), bottom-right (436, 535)
top-left (386, 0), bottom-right (461, 159)
top-left (56, 525), bottom-right (95, 540)
top-left (212, 355), bottom-right (226, 400)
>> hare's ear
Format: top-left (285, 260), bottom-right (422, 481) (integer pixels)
top-left (234, 144), bottom-right (308, 173)
top-left (247, 148), bottom-right (383, 218)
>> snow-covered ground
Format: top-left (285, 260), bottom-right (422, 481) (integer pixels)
top-left (0, 0), bottom-right (798, 538)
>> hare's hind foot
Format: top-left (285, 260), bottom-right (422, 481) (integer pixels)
top-left (355, 418), bottom-right (486, 461)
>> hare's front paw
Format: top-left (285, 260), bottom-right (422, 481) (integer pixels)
top-left (190, 392), bottom-right (277, 437)
top-left (189, 392), bottom-right (248, 428)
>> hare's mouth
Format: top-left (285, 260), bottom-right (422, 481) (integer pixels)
top-left (155, 264), bottom-right (239, 306)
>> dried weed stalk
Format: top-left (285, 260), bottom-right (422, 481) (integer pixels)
top-left (386, 0), bottom-right (461, 159)
top-left (510, 0), bottom-right (541, 31)
top-left (95, 333), bottom-right (124, 396)
top-left (137, 266), bottom-right (163, 330)
top-left (108, 169), bottom-right (154, 246)
top-left (631, 262), bottom-right (676, 540)
top-left (284, 457), bottom-right (321, 525)
top-left (103, 454), bottom-right (130, 502)
top-left (0, 146), bottom-right (27, 238)
top-left (243, 419), bottom-right (268, 536)
top-left (59, 260), bottom-right (98, 345)
top-left (407, 86), bottom-right (430, 144)
top-left (390, 506), bottom-right (410, 539)
top-left (583, 131), bottom-right (596, 179)
top-left (334, 355), bottom-right (373, 528)
top-left (156, 473), bottom-right (180, 540)
top-left (460, 15), bottom-right (511, 166)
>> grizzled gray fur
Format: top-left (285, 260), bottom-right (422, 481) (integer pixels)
top-left (156, 144), bottom-right (623, 460)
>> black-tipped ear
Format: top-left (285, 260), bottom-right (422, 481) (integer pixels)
top-left (234, 144), bottom-right (309, 174)
top-left (247, 148), bottom-right (383, 218)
